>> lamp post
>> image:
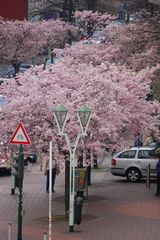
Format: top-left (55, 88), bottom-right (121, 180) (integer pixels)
top-left (53, 104), bottom-right (91, 232)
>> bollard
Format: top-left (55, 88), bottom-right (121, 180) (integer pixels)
top-left (28, 162), bottom-right (32, 172)
top-left (11, 174), bottom-right (15, 195)
top-left (8, 222), bottom-right (12, 240)
top-left (74, 196), bottom-right (83, 225)
top-left (43, 232), bottom-right (47, 240)
top-left (146, 164), bottom-right (151, 188)
top-left (11, 188), bottom-right (15, 195)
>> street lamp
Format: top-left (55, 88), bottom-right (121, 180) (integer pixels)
top-left (53, 104), bottom-right (91, 232)
top-left (53, 104), bottom-right (68, 135)
top-left (77, 105), bottom-right (91, 135)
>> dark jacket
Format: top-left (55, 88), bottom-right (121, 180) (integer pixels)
top-left (156, 160), bottom-right (160, 176)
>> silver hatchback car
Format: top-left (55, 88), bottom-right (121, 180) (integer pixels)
top-left (110, 146), bottom-right (157, 182)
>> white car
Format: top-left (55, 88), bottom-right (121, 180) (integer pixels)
top-left (0, 78), bottom-right (9, 85)
top-left (0, 152), bottom-right (11, 175)
top-left (0, 94), bottom-right (6, 107)
top-left (89, 31), bottom-right (106, 44)
top-left (43, 56), bottom-right (63, 69)
top-left (110, 146), bottom-right (157, 182)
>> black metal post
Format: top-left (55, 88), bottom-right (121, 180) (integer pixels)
top-left (146, 164), bottom-right (151, 188)
top-left (65, 160), bottom-right (70, 218)
top-left (17, 179), bottom-right (23, 240)
top-left (17, 145), bottom-right (24, 240)
top-left (86, 165), bottom-right (91, 186)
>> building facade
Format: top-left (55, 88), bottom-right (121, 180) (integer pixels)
top-left (148, 0), bottom-right (160, 4)
top-left (28, 0), bottom-right (64, 20)
top-left (0, 0), bottom-right (28, 20)
top-left (28, 0), bottom-right (87, 21)
top-left (0, 0), bottom-right (159, 22)
top-left (96, 0), bottom-right (148, 14)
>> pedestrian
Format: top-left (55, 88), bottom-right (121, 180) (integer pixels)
top-left (44, 151), bottom-right (58, 193)
top-left (155, 149), bottom-right (160, 196)
top-left (134, 132), bottom-right (143, 147)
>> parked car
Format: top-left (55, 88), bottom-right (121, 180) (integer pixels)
top-left (89, 31), bottom-right (106, 44)
top-left (80, 31), bottom-right (89, 41)
top-left (110, 146), bottom-right (158, 182)
top-left (25, 154), bottom-right (37, 165)
top-left (0, 152), bottom-right (11, 175)
top-left (45, 56), bottom-right (63, 67)
top-left (0, 95), bottom-right (6, 106)
top-left (3, 64), bottom-right (31, 78)
top-left (0, 78), bottom-right (9, 85)
top-left (149, 141), bottom-right (160, 150)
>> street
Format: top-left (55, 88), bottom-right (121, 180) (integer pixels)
top-left (0, 164), bottom-right (159, 240)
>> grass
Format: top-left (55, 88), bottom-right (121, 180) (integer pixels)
top-left (39, 215), bottom-right (68, 223)
top-left (152, 81), bottom-right (160, 102)
top-left (91, 166), bottom-right (108, 172)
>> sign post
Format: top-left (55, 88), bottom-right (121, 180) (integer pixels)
top-left (10, 122), bottom-right (30, 240)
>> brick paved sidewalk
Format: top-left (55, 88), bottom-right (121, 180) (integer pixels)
top-left (0, 164), bottom-right (160, 240)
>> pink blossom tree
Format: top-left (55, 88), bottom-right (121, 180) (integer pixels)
top-left (0, 13), bottom-right (160, 159)
top-left (37, 19), bottom-right (78, 67)
top-left (0, 18), bottom-right (78, 74)
top-left (75, 10), bottom-right (116, 36)
top-left (0, 19), bottom-right (41, 74)
top-left (63, 20), bottom-right (160, 72)
top-left (0, 59), bottom-right (159, 155)
top-left (104, 23), bottom-right (160, 71)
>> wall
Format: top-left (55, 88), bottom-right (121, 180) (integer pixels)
top-left (0, 0), bottom-right (28, 20)
top-left (96, 0), bottom-right (148, 13)
top-left (148, 0), bottom-right (160, 4)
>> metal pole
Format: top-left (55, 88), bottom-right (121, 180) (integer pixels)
top-left (17, 179), bottom-right (22, 240)
top-left (146, 164), bottom-right (151, 188)
top-left (17, 145), bottom-right (24, 240)
top-left (64, 134), bottom-right (74, 232)
top-left (69, 151), bottom-right (75, 232)
top-left (53, 105), bottom-right (91, 232)
top-left (64, 134), bottom-right (81, 232)
top-left (49, 141), bottom-right (52, 240)
top-left (8, 222), bottom-right (12, 240)
top-left (11, 174), bottom-right (15, 195)
top-left (43, 232), bottom-right (47, 240)
top-left (65, 160), bottom-right (70, 217)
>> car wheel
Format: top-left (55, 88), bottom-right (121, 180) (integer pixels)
top-left (126, 168), bottom-right (141, 182)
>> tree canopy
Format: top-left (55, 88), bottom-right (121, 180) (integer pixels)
top-left (0, 11), bottom-right (160, 156)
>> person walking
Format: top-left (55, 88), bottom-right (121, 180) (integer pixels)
top-left (155, 149), bottom-right (160, 196)
top-left (44, 154), bottom-right (57, 193)
top-left (134, 132), bottom-right (143, 147)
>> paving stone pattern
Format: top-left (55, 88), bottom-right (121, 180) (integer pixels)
top-left (0, 164), bottom-right (159, 240)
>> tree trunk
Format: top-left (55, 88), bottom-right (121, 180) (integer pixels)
top-left (68, 0), bottom-right (73, 22)
top-left (77, 151), bottom-right (83, 167)
top-left (63, 0), bottom-right (67, 21)
top-left (12, 62), bottom-right (20, 76)
top-left (86, 149), bottom-right (91, 185)
top-left (93, 151), bottom-right (98, 169)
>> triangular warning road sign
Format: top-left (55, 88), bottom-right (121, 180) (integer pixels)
top-left (10, 122), bottom-right (31, 145)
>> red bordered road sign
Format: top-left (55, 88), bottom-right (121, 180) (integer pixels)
top-left (10, 122), bottom-right (31, 145)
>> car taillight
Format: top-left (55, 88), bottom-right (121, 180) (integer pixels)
top-left (111, 158), bottom-right (116, 166)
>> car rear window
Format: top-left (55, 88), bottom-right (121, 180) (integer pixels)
top-left (118, 150), bottom-right (136, 158)
top-left (138, 150), bottom-right (155, 159)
